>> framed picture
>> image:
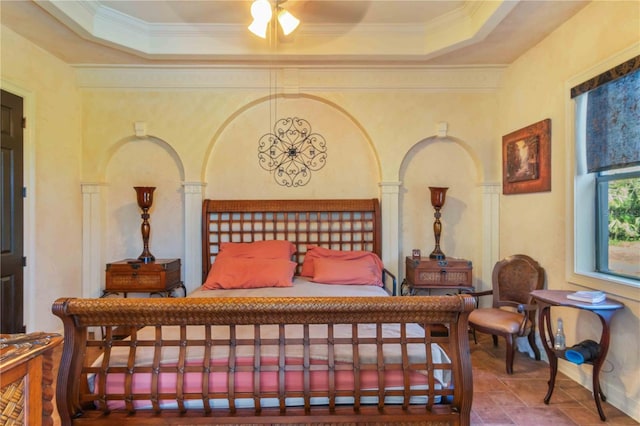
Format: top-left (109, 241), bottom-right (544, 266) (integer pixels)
top-left (502, 118), bottom-right (551, 194)
top-left (412, 249), bottom-right (421, 259)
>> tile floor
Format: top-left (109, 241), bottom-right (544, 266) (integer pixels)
top-left (50, 333), bottom-right (638, 425)
top-left (468, 334), bottom-right (638, 425)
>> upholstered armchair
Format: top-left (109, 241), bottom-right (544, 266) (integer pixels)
top-left (468, 254), bottom-right (545, 374)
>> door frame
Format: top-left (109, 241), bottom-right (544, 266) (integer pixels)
top-left (1, 81), bottom-right (35, 332)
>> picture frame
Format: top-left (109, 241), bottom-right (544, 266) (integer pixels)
top-left (502, 118), bottom-right (551, 195)
top-left (412, 249), bottom-right (421, 259)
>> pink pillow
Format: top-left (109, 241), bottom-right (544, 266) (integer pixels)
top-left (301, 245), bottom-right (383, 278)
top-left (218, 240), bottom-right (295, 259)
top-left (203, 257), bottom-right (296, 289)
top-left (311, 257), bottom-right (383, 286)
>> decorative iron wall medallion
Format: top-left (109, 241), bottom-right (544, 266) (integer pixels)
top-left (258, 117), bottom-right (327, 187)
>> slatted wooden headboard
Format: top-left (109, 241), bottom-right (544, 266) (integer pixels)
top-left (201, 199), bottom-right (381, 281)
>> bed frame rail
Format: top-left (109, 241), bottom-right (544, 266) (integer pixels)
top-left (53, 295), bottom-right (474, 425)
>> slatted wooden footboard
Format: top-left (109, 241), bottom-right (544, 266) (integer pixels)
top-left (52, 295), bottom-right (474, 425)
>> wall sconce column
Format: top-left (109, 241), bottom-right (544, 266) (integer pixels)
top-left (81, 182), bottom-right (105, 298)
top-left (183, 182), bottom-right (206, 293)
top-left (481, 182), bottom-right (501, 294)
top-left (380, 181), bottom-right (401, 292)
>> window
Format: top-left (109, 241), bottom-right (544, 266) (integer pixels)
top-left (595, 168), bottom-right (640, 280)
top-left (571, 53), bottom-right (640, 287)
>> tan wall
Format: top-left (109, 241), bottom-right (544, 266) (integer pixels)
top-left (0, 26), bottom-right (83, 331)
top-left (1, 0), bottom-right (638, 420)
top-left (497, 1), bottom-right (640, 420)
top-left (79, 85), bottom-right (497, 290)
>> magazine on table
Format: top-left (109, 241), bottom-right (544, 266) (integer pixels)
top-left (566, 291), bottom-right (606, 304)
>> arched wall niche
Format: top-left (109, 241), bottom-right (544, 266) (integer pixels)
top-left (103, 135), bottom-right (185, 268)
top-left (398, 136), bottom-right (485, 286)
top-left (202, 94), bottom-right (381, 200)
top-left (99, 135), bottom-right (185, 181)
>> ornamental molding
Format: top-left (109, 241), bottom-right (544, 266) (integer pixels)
top-left (74, 66), bottom-right (504, 92)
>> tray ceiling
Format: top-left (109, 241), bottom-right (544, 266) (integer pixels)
top-left (1, 0), bottom-right (589, 66)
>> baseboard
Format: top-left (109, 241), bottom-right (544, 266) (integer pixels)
top-left (558, 361), bottom-right (640, 423)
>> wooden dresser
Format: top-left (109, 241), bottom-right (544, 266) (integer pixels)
top-left (0, 333), bottom-right (62, 426)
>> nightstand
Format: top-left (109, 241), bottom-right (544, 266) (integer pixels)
top-left (103, 258), bottom-right (185, 298)
top-left (404, 256), bottom-right (473, 295)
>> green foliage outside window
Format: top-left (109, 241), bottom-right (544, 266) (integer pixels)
top-left (609, 177), bottom-right (640, 242)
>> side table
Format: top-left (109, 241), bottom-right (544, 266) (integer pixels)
top-left (404, 256), bottom-right (473, 295)
top-left (530, 289), bottom-right (624, 421)
top-left (104, 258), bottom-right (186, 298)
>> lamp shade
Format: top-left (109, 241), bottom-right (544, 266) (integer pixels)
top-left (248, 0), bottom-right (272, 38)
top-left (277, 9), bottom-right (300, 35)
top-left (250, 0), bottom-right (272, 21)
top-left (429, 186), bottom-right (448, 208)
top-left (248, 19), bottom-right (269, 38)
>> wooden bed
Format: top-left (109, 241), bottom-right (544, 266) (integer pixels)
top-left (53, 198), bottom-right (474, 425)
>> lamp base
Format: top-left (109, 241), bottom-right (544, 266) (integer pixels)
top-left (138, 253), bottom-right (155, 264)
top-left (429, 249), bottom-right (446, 260)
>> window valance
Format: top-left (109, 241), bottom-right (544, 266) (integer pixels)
top-left (572, 55), bottom-right (640, 173)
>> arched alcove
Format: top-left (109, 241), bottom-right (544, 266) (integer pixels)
top-left (399, 136), bottom-right (484, 285)
top-left (202, 95), bottom-right (381, 199)
top-left (103, 136), bottom-right (185, 265)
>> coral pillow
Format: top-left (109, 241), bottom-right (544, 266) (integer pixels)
top-left (301, 245), bottom-right (383, 279)
top-left (311, 257), bottom-right (383, 286)
top-left (203, 257), bottom-right (296, 289)
top-left (218, 240), bottom-right (295, 259)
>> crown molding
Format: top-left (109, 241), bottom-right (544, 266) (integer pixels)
top-left (422, 1), bottom-right (517, 57)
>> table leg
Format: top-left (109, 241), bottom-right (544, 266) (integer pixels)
top-left (593, 373), bottom-right (606, 421)
top-left (538, 304), bottom-right (557, 404)
top-left (177, 282), bottom-right (187, 297)
top-left (591, 312), bottom-right (615, 421)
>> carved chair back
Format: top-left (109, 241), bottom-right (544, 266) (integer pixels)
top-left (492, 254), bottom-right (545, 310)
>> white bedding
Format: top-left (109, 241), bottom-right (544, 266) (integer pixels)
top-left (188, 275), bottom-right (392, 298)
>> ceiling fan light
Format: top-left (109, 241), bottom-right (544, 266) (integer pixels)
top-left (248, 19), bottom-right (269, 39)
top-left (277, 9), bottom-right (300, 36)
top-left (250, 0), bottom-right (273, 21)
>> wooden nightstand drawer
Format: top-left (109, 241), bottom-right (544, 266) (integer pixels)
top-left (105, 258), bottom-right (181, 293)
top-left (406, 256), bottom-right (473, 288)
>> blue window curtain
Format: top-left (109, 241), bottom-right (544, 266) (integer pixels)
top-left (571, 55), bottom-right (640, 173)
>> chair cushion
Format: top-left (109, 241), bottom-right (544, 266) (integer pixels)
top-left (469, 308), bottom-right (531, 335)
